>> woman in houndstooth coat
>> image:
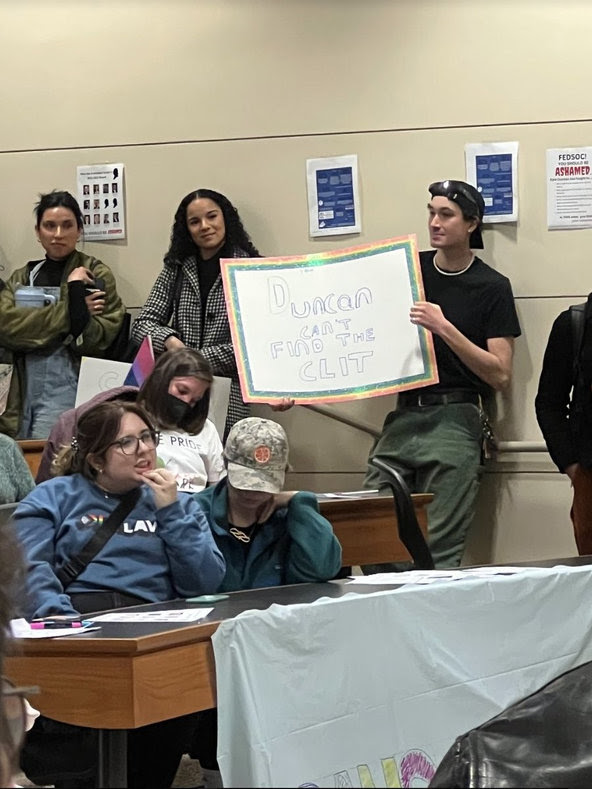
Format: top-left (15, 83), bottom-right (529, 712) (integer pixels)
top-left (131, 189), bottom-right (261, 439)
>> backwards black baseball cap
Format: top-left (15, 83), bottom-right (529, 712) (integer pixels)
top-left (428, 180), bottom-right (485, 249)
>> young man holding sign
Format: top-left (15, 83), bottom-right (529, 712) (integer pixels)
top-left (365, 180), bottom-right (521, 568)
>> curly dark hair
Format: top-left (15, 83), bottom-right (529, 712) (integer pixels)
top-left (165, 188), bottom-right (261, 264)
top-left (34, 190), bottom-right (84, 230)
top-left (137, 348), bottom-right (213, 434)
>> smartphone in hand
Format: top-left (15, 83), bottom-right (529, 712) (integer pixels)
top-left (85, 276), bottom-right (106, 296)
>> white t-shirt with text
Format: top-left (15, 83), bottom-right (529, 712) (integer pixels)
top-left (157, 420), bottom-right (225, 493)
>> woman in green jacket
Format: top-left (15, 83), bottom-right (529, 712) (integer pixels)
top-left (0, 190), bottom-right (125, 439)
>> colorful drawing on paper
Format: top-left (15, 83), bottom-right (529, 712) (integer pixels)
top-left (221, 236), bottom-right (437, 405)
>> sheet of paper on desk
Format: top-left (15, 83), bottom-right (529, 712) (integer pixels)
top-left (348, 567), bottom-right (532, 585)
top-left (92, 608), bottom-right (213, 622)
top-left (10, 618), bottom-right (99, 638)
top-left (317, 490), bottom-right (380, 499)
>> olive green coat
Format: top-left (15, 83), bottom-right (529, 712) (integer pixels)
top-left (0, 250), bottom-right (125, 437)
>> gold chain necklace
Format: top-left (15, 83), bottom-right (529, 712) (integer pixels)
top-left (229, 526), bottom-right (254, 543)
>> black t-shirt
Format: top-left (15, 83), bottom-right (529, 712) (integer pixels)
top-left (196, 242), bottom-right (233, 337)
top-left (418, 250), bottom-right (521, 397)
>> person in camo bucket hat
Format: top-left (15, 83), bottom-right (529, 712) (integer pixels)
top-left (224, 417), bottom-right (288, 493)
top-left (189, 418), bottom-right (342, 785)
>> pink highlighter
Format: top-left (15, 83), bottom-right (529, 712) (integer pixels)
top-left (30, 620), bottom-right (83, 630)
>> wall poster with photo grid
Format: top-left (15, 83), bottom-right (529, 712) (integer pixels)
top-left (77, 162), bottom-right (126, 240)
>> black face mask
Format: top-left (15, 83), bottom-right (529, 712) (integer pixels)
top-left (163, 392), bottom-right (193, 424)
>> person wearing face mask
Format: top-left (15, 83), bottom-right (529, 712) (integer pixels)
top-left (0, 190), bottom-right (125, 440)
top-left (131, 189), bottom-right (261, 440)
top-left (136, 348), bottom-right (225, 493)
top-left (36, 349), bottom-right (224, 494)
top-left (364, 180), bottom-right (521, 569)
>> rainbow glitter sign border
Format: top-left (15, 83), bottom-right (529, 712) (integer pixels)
top-left (221, 235), bottom-right (437, 404)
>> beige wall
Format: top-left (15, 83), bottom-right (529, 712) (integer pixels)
top-left (1, 0), bottom-right (589, 562)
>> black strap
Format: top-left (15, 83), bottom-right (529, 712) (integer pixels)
top-left (570, 302), bottom-right (586, 381)
top-left (167, 265), bottom-right (184, 331)
top-left (57, 488), bottom-right (141, 589)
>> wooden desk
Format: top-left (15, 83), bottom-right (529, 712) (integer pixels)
top-left (17, 439), bottom-right (45, 478)
top-left (6, 559), bottom-right (591, 786)
top-left (319, 493), bottom-right (432, 566)
top-left (5, 584), bottom-right (364, 785)
top-left (5, 490), bottom-right (434, 728)
top-left (8, 583), bottom-right (377, 732)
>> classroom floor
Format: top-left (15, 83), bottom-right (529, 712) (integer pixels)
top-left (15, 754), bottom-right (204, 788)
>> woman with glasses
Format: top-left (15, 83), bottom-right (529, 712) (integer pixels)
top-left (37, 348), bottom-right (226, 494)
top-left (13, 400), bottom-right (224, 620)
top-left (365, 179), bottom-right (521, 569)
top-left (12, 399), bottom-right (225, 788)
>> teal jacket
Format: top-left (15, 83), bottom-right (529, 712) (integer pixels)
top-left (193, 481), bottom-right (342, 592)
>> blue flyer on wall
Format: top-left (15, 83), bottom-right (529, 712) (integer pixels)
top-left (465, 142), bottom-right (518, 223)
top-left (306, 154), bottom-right (361, 237)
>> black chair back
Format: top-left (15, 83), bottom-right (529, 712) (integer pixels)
top-left (369, 457), bottom-right (435, 570)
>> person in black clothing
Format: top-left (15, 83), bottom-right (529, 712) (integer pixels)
top-left (535, 294), bottom-right (592, 554)
top-left (365, 180), bottom-right (521, 568)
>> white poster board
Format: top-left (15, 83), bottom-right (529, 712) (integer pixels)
top-left (221, 236), bottom-right (437, 405)
top-left (75, 357), bottom-right (231, 439)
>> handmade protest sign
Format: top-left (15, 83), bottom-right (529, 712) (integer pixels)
top-left (221, 236), bottom-right (437, 404)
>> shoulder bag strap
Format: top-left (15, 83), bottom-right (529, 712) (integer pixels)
top-left (570, 302), bottom-right (586, 381)
top-left (56, 487), bottom-right (141, 589)
top-left (168, 264), bottom-right (184, 330)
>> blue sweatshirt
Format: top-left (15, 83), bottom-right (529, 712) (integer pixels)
top-left (194, 481), bottom-right (342, 592)
top-left (14, 474), bottom-right (226, 619)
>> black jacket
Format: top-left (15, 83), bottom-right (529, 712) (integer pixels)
top-left (535, 293), bottom-right (592, 471)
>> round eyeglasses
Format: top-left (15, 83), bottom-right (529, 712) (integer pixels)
top-left (108, 428), bottom-right (160, 455)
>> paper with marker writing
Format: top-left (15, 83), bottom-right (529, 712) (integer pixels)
top-left (10, 618), bottom-right (99, 638)
top-left (221, 236), bottom-right (438, 405)
top-left (92, 608), bottom-right (212, 622)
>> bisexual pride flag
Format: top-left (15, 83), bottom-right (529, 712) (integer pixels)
top-left (124, 335), bottom-right (155, 387)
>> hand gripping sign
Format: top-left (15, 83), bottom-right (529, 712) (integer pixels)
top-left (221, 235), bottom-right (437, 405)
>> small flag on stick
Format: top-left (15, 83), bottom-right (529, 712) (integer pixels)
top-left (124, 336), bottom-right (155, 387)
